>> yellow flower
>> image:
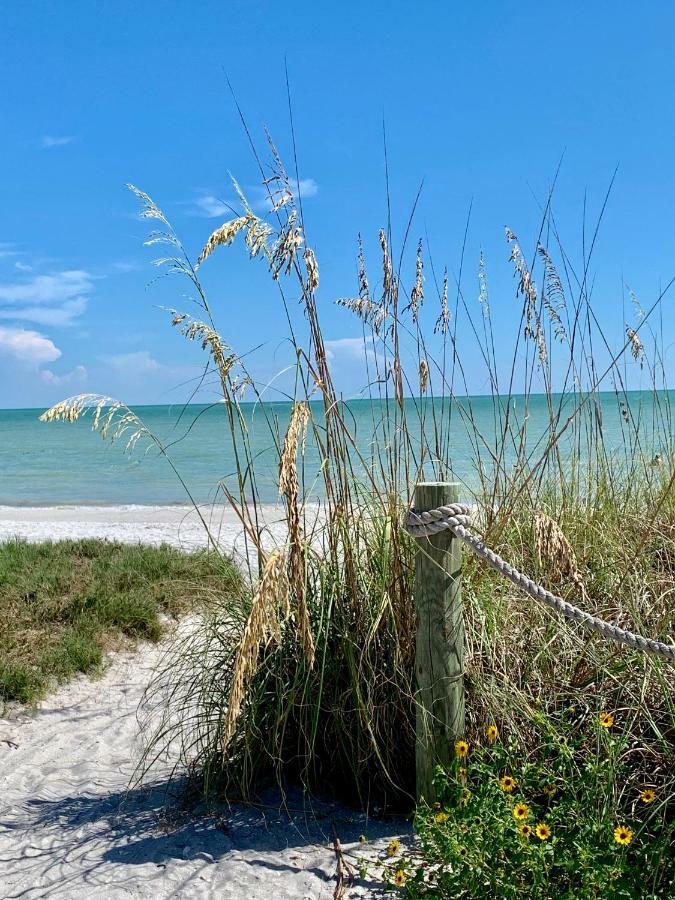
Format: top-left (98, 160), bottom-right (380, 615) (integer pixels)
top-left (614, 825), bottom-right (633, 846)
top-left (434, 811), bottom-right (449, 824)
top-left (499, 775), bottom-right (517, 793)
top-left (460, 789), bottom-right (472, 806)
top-left (518, 823), bottom-right (532, 838)
top-left (455, 739), bottom-right (469, 758)
top-left (640, 789), bottom-right (656, 804)
top-left (513, 802), bottom-right (530, 821)
top-left (486, 724), bottom-right (499, 742)
top-left (458, 766), bottom-right (467, 780)
top-left (386, 838), bottom-right (401, 857)
top-left (542, 784), bottom-right (557, 798)
top-left (599, 712), bottom-right (615, 729)
top-left (393, 869), bottom-right (407, 887)
top-left (535, 823), bottom-right (551, 840)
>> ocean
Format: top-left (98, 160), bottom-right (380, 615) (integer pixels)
top-left (0, 393), bottom-right (671, 506)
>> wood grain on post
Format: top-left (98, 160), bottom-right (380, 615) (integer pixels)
top-left (414, 481), bottom-right (465, 803)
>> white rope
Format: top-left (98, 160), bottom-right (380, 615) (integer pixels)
top-left (404, 503), bottom-right (675, 662)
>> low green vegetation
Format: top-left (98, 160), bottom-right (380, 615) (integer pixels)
top-left (378, 712), bottom-right (673, 898)
top-left (0, 539), bottom-right (239, 705)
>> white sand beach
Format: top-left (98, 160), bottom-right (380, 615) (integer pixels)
top-left (0, 504), bottom-right (278, 554)
top-left (0, 507), bottom-right (408, 899)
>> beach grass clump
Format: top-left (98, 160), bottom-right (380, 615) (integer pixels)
top-left (0, 539), bottom-right (239, 705)
top-left (42, 126), bottom-right (675, 868)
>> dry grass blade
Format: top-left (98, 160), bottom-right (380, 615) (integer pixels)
top-left (222, 550), bottom-right (289, 752)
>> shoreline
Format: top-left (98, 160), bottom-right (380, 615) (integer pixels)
top-left (0, 503), bottom-right (292, 555)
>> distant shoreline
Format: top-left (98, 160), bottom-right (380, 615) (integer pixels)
top-left (0, 503), bottom-right (290, 555)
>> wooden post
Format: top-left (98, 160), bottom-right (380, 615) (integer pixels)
top-left (414, 481), bottom-right (465, 803)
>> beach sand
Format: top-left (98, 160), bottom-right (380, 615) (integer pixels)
top-left (0, 506), bottom-right (408, 899)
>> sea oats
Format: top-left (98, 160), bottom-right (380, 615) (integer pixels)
top-left (196, 216), bottom-right (252, 267)
top-left (434, 269), bottom-right (450, 335)
top-left (271, 211), bottom-right (304, 279)
top-left (304, 246), bottom-right (319, 292)
top-left (537, 243), bottom-right (567, 342)
top-left (222, 550), bottom-right (289, 751)
top-left (419, 357), bottom-right (429, 394)
top-left (405, 239), bottom-right (424, 322)
top-left (534, 511), bottom-right (585, 593)
top-left (126, 184), bottom-right (170, 225)
top-left (626, 326), bottom-right (644, 366)
top-left (478, 251), bottom-right (490, 320)
top-left (279, 402), bottom-right (314, 668)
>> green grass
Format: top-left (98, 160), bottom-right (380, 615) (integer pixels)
top-left (0, 539), bottom-right (239, 705)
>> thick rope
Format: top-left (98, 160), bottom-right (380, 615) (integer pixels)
top-left (404, 503), bottom-right (675, 662)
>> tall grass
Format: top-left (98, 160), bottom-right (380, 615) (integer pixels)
top-left (43, 134), bottom-right (675, 823)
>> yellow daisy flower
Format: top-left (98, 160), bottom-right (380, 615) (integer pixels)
top-left (386, 838), bottom-right (401, 857)
top-left (458, 766), bottom-right (467, 780)
top-left (518, 823), bottom-right (532, 838)
top-left (640, 789), bottom-right (656, 804)
top-left (460, 789), bottom-right (472, 806)
top-left (613, 825), bottom-right (633, 846)
top-left (535, 822), bottom-right (551, 840)
top-left (542, 784), bottom-right (557, 798)
top-left (455, 739), bottom-right (469, 758)
top-left (513, 802), bottom-right (530, 821)
top-left (599, 712), bottom-right (615, 728)
top-left (486, 724), bottom-right (499, 742)
top-left (499, 775), bottom-right (517, 793)
top-left (393, 869), bottom-right (407, 887)
top-left (434, 811), bottom-right (449, 824)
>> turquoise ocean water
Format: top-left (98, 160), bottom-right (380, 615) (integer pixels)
top-left (0, 393), bottom-right (671, 506)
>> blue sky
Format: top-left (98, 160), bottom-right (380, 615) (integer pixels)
top-left (1, 1), bottom-right (675, 408)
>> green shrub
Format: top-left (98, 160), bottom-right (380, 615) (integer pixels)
top-left (383, 712), bottom-right (674, 898)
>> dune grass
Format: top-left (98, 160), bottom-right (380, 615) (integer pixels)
top-left (0, 539), bottom-right (239, 705)
top-left (40, 127), bottom-right (675, 893)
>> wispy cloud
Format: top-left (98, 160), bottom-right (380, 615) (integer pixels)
top-left (191, 194), bottom-right (233, 218)
top-left (100, 350), bottom-right (163, 375)
top-left (0, 243), bottom-right (21, 260)
top-left (0, 326), bottom-right (62, 365)
top-left (0, 270), bottom-right (94, 305)
top-left (40, 135), bottom-right (75, 149)
top-left (41, 364), bottom-right (87, 386)
top-left (324, 337), bottom-right (383, 379)
top-left (0, 297), bottom-right (88, 327)
top-left (189, 178), bottom-right (319, 218)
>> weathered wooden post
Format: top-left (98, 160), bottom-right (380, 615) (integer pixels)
top-left (414, 481), bottom-right (465, 803)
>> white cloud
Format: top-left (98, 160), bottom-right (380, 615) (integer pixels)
top-left (190, 178), bottom-right (318, 218)
top-left (41, 364), bottom-right (87, 386)
top-left (193, 195), bottom-right (230, 218)
top-left (325, 337), bottom-right (378, 362)
top-left (100, 350), bottom-right (164, 375)
top-left (0, 297), bottom-right (88, 327)
top-left (294, 178), bottom-right (319, 199)
top-left (0, 243), bottom-right (21, 260)
top-left (0, 270), bottom-right (94, 305)
top-left (14, 261), bottom-right (33, 272)
top-left (40, 135), bottom-right (75, 149)
top-left (0, 326), bottom-right (62, 364)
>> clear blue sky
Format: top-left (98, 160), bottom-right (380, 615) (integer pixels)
top-left (1, 1), bottom-right (675, 408)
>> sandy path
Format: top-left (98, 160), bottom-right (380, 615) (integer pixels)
top-left (0, 638), bottom-right (406, 899)
top-left (0, 507), bottom-right (408, 898)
